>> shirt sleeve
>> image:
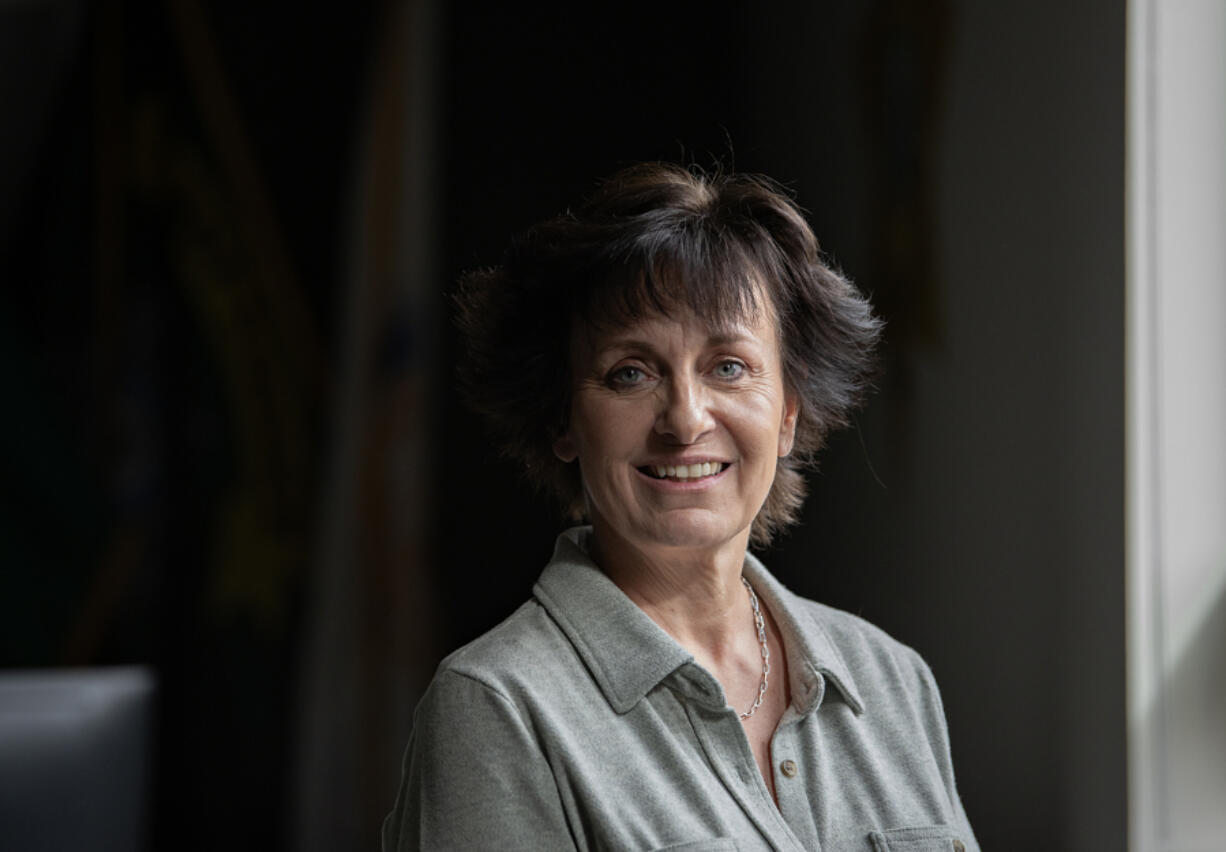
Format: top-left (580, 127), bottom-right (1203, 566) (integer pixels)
top-left (382, 668), bottom-right (575, 851)
top-left (914, 655), bottom-right (980, 852)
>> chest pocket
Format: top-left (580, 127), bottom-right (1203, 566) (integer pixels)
top-left (868, 825), bottom-right (968, 852)
top-left (651, 839), bottom-right (738, 851)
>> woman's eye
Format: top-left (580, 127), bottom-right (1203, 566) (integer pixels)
top-left (714, 360), bottom-right (745, 380)
top-left (608, 366), bottom-right (646, 387)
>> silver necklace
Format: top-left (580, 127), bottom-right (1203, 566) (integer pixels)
top-left (739, 576), bottom-right (770, 719)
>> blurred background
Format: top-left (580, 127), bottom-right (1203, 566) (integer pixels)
top-left (2, 1), bottom-right (1222, 850)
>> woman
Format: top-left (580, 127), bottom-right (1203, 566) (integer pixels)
top-left (384, 163), bottom-right (978, 851)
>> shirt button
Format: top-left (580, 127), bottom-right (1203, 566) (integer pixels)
top-left (953, 841), bottom-right (966, 852)
top-left (779, 759), bottom-right (798, 778)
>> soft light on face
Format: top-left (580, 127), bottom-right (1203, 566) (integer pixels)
top-left (552, 301), bottom-right (798, 560)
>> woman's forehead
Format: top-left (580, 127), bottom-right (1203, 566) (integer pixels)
top-left (571, 301), bottom-right (776, 356)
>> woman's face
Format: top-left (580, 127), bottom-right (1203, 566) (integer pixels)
top-left (553, 301), bottom-right (798, 559)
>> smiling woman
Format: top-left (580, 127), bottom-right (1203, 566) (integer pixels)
top-left (555, 308), bottom-right (797, 564)
top-left (383, 163), bottom-right (980, 851)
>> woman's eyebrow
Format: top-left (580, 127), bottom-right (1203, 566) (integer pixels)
top-left (591, 337), bottom-right (656, 356)
top-left (705, 330), bottom-right (757, 347)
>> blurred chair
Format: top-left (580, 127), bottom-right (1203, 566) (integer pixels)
top-left (0, 667), bottom-right (154, 852)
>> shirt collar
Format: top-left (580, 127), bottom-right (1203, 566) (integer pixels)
top-left (533, 528), bottom-right (691, 714)
top-left (741, 550), bottom-right (865, 716)
top-left (533, 527), bottom-right (865, 717)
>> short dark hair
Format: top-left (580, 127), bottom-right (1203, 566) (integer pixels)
top-left (456, 162), bottom-right (882, 547)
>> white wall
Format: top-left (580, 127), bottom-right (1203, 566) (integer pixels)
top-left (1127, 2), bottom-right (1226, 849)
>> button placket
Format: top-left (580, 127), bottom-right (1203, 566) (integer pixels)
top-left (682, 701), bottom-right (804, 850)
top-left (769, 717), bottom-right (821, 850)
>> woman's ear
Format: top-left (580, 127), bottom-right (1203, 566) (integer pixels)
top-left (778, 392), bottom-right (799, 457)
top-left (553, 431), bottom-right (578, 463)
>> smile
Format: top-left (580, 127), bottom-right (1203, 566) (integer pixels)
top-left (638, 462), bottom-right (729, 481)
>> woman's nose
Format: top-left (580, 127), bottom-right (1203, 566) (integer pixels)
top-left (654, 377), bottom-right (714, 444)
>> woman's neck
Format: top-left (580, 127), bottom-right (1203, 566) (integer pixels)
top-left (590, 524), bottom-right (755, 660)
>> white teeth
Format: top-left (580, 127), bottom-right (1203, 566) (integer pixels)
top-left (648, 463), bottom-right (723, 480)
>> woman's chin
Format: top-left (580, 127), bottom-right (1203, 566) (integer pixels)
top-left (624, 511), bottom-right (750, 555)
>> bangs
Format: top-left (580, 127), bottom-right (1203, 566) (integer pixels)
top-left (574, 232), bottom-right (770, 336)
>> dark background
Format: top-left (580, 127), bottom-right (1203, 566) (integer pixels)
top-left (1, 1), bottom-right (1125, 849)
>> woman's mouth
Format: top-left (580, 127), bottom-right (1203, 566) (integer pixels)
top-left (638, 462), bottom-right (729, 481)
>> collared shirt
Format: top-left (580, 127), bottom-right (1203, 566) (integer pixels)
top-left (384, 528), bottom-right (978, 852)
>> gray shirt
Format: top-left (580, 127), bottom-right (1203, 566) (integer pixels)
top-left (384, 528), bottom-right (978, 851)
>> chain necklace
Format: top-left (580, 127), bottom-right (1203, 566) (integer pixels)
top-left (739, 576), bottom-right (770, 719)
